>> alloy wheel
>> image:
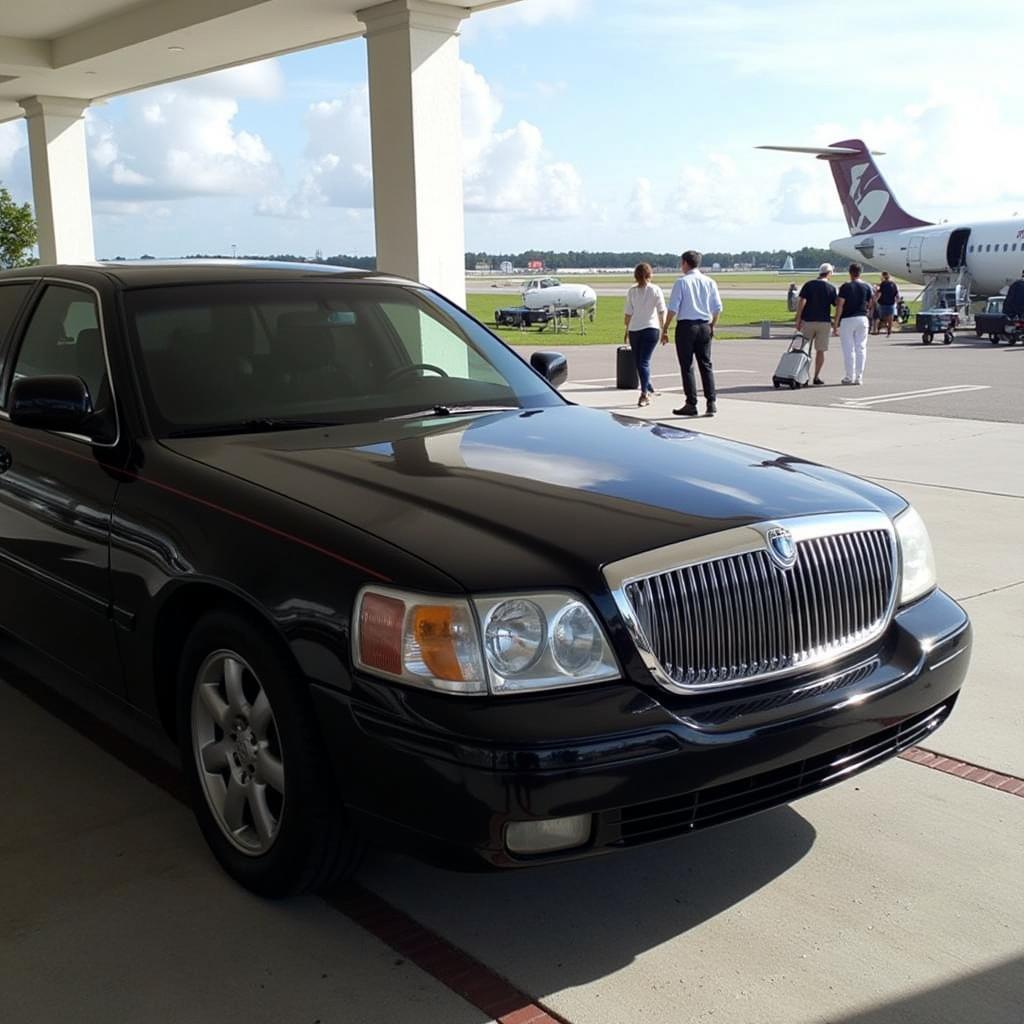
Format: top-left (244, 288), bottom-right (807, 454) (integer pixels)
top-left (191, 650), bottom-right (286, 856)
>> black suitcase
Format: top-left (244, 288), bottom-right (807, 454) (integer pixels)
top-left (616, 345), bottom-right (639, 389)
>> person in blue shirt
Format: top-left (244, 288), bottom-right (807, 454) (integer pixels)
top-left (661, 250), bottom-right (724, 417)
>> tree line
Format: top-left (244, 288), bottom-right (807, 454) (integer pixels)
top-left (465, 248), bottom-right (856, 271)
top-left (160, 248), bottom-right (856, 272)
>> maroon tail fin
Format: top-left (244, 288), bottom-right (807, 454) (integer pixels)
top-left (822, 139), bottom-right (930, 234)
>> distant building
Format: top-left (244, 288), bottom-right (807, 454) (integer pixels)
top-left (474, 259), bottom-right (492, 271)
top-left (499, 260), bottom-right (513, 274)
top-left (782, 254), bottom-right (795, 271)
top-left (527, 259), bottom-right (544, 271)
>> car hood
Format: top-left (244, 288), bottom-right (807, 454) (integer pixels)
top-left (163, 406), bottom-right (902, 591)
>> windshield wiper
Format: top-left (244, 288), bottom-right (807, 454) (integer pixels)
top-left (166, 418), bottom-right (338, 438)
top-left (385, 403), bottom-right (517, 420)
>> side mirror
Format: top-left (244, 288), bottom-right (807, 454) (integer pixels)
top-left (530, 350), bottom-right (568, 389)
top-left (9, 375), bottom-right (94, 434)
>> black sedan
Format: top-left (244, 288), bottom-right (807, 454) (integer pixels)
top-left (0, 262), bottom-right (971, 896)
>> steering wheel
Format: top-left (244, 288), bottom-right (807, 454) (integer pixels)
top-left (385, 363), bottom-right (450, 386)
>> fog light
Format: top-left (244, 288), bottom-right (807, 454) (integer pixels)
top-left (505, 814), bottom-right (591, 855)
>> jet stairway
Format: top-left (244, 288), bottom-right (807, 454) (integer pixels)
top-left (919, 266), bottom-right (974, 316)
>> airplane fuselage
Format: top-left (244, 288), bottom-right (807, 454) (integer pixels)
top-left (521, 278), bottom-right (598, 311)
top-left (830, 218), bottom-right (1024, 297)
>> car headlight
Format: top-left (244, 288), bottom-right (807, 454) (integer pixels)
top-left (355, 587), bottom-right (619, 695)
top-left (894, 505), bottom-right (937, 605)
top-left (475, 593), bottom-right (619, 693)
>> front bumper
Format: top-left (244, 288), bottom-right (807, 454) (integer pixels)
top-left (310, 588), bottom-right (970, 869)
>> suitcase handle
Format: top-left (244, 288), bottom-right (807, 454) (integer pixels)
top-left (789, 333), bottom-right (812, 353)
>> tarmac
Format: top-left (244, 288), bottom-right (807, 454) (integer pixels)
top-left (2, 337), bottom-right (1022, 1024)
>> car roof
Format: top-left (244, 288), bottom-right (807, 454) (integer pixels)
top-left (0, 259), bottom-right (421, 290)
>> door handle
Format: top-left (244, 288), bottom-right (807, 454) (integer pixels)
top-left (0, 446), bottom-right (11, 474)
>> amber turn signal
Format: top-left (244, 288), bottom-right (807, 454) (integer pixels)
top-left (412, 605), bottom-right (467, 681)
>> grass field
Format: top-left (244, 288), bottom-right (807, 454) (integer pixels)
top-left (466, 293), bottom-right (791, 345)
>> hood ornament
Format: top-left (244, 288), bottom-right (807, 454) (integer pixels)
top-left (765, 526), bottom-right (797, 569)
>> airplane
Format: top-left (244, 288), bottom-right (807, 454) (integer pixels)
top-left (758, 139), bottom-right (1024, 303)
top-left (521, 276), bottom-right (598, 316)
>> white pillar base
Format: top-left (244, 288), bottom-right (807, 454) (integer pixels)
top-left (358, 0), bottom-right (467, 308)
top-left (20, 96), bottom-right (96, 265)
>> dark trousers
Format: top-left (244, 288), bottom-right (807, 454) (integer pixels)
top-left (628, 327), bottom-right (660, 393)
top-left (675, 320), bottom-right (715, 404)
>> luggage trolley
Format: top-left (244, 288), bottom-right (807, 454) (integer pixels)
top-left (915, 308), bottom-right (958, 345)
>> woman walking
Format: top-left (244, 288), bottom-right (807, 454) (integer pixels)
top-left (623, 262), bottom-right (666, 407)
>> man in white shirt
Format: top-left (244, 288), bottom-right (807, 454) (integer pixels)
top-left (661, 250), bottom-right (724, 417)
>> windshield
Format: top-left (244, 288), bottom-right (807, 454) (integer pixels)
top-left (124, 281), bottom-right (564, 436)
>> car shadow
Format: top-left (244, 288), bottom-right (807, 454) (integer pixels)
top-left (826, 954), bottom-right (1024, 1024)
top-left (355, 804), bottom-right (816, 989)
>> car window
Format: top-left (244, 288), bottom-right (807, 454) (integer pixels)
top-left (8, 285), bottom-right (108, 411)
top-left (0, 282), bottom-right (33, 384)
top-left (378, 303), bottom-right (505, 385)
top-left (124, 281), bottom-right (563, 436)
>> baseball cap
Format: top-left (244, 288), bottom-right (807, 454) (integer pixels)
top-left (819, 262), bottom-right (834, 274)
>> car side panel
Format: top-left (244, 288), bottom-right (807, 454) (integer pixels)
top-left (0, 275), bottom-right (129, 695)
top-left (110, 441), bottom-right (463, 721)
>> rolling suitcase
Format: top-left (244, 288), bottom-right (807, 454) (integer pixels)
top-left (616, 344), bottom-right (639, 389)
top-left (772, 333), bottom-right (812, 390)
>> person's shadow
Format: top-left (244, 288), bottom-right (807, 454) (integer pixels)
top-left (357, 804), bottom-right (815, 989)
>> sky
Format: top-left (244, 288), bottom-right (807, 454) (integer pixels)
top-left (1, 0), bottom-right (1023, 259)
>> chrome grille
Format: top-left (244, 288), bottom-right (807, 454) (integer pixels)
top-left (612, 516), bottom-right (897, 692)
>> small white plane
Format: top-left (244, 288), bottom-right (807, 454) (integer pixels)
top-left (759, 139), bottom-right (1024, 301)
top-left (521, 276), bottom-right (598, 314)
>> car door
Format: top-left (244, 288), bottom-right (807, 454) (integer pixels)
top-left (0, 279), bottom-right (127, 695)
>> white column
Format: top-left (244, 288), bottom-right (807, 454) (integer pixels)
top-left (357, 0), bottom-right (468, 308)
top-left (19, 96), bottom-right (95, 265)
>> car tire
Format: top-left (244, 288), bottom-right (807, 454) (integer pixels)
top-left (922, 332), bottom-right (933, 344)
top-left (177, 609), bottom-right (361, 898)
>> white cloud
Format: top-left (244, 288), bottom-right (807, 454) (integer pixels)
top-left (773, 167), bottom-right (836, 225)
top-left (0, 121), bottom-right (26, 177)
top-left (262, 61), bottom-right (586, 222)
top-left (467, 0), bottom-right (586, 31)
top-left (461, 61), bottom-right (585, 219)
top-left (627, 178), bottom-right (656, 227)
top-left (87, 59), bottom-right (281, 204)
top-left (669, 152), bottom-right (761, 227)
top-left (0, 120), bottom-right (30, 200)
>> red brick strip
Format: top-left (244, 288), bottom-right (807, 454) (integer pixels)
top-left (328, 883), bottom-right (569, 1024)
top-left (899, 746), bottom-right (1024, 796)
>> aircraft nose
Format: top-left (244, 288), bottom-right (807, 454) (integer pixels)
top-left (581, 286), bottom-right (597, 307)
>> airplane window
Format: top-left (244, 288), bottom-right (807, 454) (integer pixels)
top-left (1004, 243), bottom-right (1009, 252)
top-left (986, 244), bottom-right (992, 252)
top-left (968, 245), bottom-right (974, 252)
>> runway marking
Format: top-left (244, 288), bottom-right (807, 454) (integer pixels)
top-left (832, 384), bottom-right (990, 408)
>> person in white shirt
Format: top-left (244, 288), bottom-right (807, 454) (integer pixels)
top-left (623, 262), bottom-right (667, 407)
top-left (661, 250), bottom-right (724, 417)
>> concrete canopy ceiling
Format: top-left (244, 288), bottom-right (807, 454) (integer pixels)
top-left (0, 0), bottom-right (518, 123)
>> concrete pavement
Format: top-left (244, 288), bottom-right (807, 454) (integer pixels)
top-left (0, 684), bottom-right (489, 1024)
